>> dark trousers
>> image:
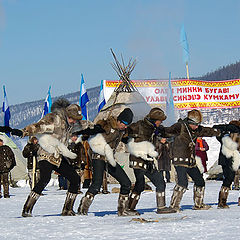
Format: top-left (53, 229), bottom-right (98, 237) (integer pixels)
top-left (0, 172), bottom-right (9, 196)
top-left (175, 165), bottom-right (205, 188)
top-left (33, 158), bottom-right (80, 194)
top-left (160, 170), bottom-right (171, 182)
top-left (222, 165), bottom-right (235, 188)
top-left (133, 168), bottom-right (166, 194)
top-left (88, 159), bottom-right (131, 195)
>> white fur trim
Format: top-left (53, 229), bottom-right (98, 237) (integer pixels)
top-left (232, 150), bottom-right (240, 171)
top-left (221, 136), bottom-right (240, 171)
top-left (127, 138), bottom-right (158, 161)
top-left (38, 134), bottom-right (77, 159)
top-left (196, 156), bottom-right (204, 174)
top-left (88, 133), bottom-right (116, 167)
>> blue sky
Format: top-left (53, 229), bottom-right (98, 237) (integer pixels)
top-left (0, 0), bottom-right (239, 104)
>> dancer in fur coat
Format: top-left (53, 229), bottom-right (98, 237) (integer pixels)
top-left (21, 100), bottom-right (87, 217)
top-left (78, 108), bottom-right (138, 216)
top-left (216, 120), bottom-right (240, 208)
top-left (127, 107), bottom-right (176, 214)
top-left (164, 110), bottom-right (239, 212)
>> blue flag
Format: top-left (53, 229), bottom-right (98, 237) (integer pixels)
top-left (165, 72), bottom-right (176, 126)
top-left (79, 74), bottom-right (89, 120)
top-left (41, 86), bottom-right (52, 118)
top-left (180, 24), bottom-right (189, 64)
top-left (2, 86), bottom-right (11, 136)
top-left (98, 80), bottom-right (106, 112)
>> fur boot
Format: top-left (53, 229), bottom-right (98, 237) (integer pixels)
top-left (169, 184), bottom-right (187, 212)
top-left (61, 192), bottom-right (78, 216)
top-left (218, 186), bottom-right (230, 209)
top-left (193, 185), bottom-right (211, 210)
top-left (77, 192), bottom-right (94, 215)
top-left (118, 194), bottom-right (139, 216)
top-left (22, 191), bottom-right (40, 217)
top-left (234, 171), bottom-right (240, 190)
top-left (156, 192), bottom-right (177, 214)
top-left (129, 192), bottom-right (140, 215)
top-left (102, 172), bottom-right (110, 194)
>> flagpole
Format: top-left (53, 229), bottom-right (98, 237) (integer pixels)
top-left (186, 63), bottom-right (190, 80)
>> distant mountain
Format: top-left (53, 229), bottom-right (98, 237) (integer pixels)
top-left (198, 61), bottom-right (240, 81)
top-left (0, 86), bottom-right (100, 129)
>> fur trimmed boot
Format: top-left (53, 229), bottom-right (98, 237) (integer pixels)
top-left (102, 172), bottom-right (110, 194)
top-left (156, 192), bottom-right (177, 214)
top-left (129, 192), bottom-right (140, 215)
top-left (218, 186), bottom-right (230, 209)
top-left (169, 184), bottom-right (187, 212)
top-left (77, 192), bottom-right (94, 215)
top-left (234, 172), bottom-right (240, 190)
top-left (61, 192), bottom-right (78, 216)
top-left (192, 186), bottom-right (211, 210)
top-left (118, 194), bottom-right (139, 216)
top-left (22, 191), bottom-right (40, 217)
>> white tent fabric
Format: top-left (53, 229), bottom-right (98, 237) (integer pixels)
top-left (94, 91), bottom-right (151, 123)
top-left (0, 133), bottom-right (28, 181)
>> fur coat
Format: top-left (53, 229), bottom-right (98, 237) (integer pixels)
top-left (217, 133), bottom-right (240, 171)
top-left (87, 116), bottom-right (126, 167)
top-left (22, 109), bottom-right (78, 167)
top-left (22, 142), bottom-right (40, 170)
top-left (164, 118), bottom-right (220, 168)
top-left (126, 118), bottom-right (159, 170)
top-left (0, 145), bottom-right (16, 173)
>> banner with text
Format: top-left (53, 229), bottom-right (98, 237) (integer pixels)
top-left (103, 79), bottom-right (240, 109)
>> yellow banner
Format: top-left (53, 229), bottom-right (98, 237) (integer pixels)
top-left (104, 79), bottom-right (240, 109)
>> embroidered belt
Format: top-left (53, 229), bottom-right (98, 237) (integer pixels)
top-left (172, 157), bottom-right (196, 167)
top-left (39, 154), bottom-right (61, 167)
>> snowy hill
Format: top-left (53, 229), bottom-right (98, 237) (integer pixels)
top-left (0, 86), bottom-right (100, 129)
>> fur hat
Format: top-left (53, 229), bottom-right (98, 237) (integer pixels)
top-left (147, 107), bottom-right (166, 121)
top-left (66, 104), bottom-right (83, 120)
top-left (30, 136), bottom-right (38, 144)
top-left (229, 120), bottom-right (240, 127)
top-left (117, 108), bottom-right (133, 125)
top-left (187, 109), bottom-right (203, 125)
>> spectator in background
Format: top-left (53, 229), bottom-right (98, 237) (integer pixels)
top-left (156, 137), bottom-right (171, 183)
top-left (0, 138), bottom-right (16, 198)
top-left (195, 137), bottom-right (209, 173)
top-left (22, 136), bottom-right (40, 189)
top-left (68, 134), bottom-right (87, 194)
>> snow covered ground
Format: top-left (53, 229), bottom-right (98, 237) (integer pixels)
top-left (0, 181), bottom-right (240, 240)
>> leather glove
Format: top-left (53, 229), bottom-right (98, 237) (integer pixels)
top-left (0, 126), bottom-right (12, 133)
top-left (11, 128), bottom-right (24, 137)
